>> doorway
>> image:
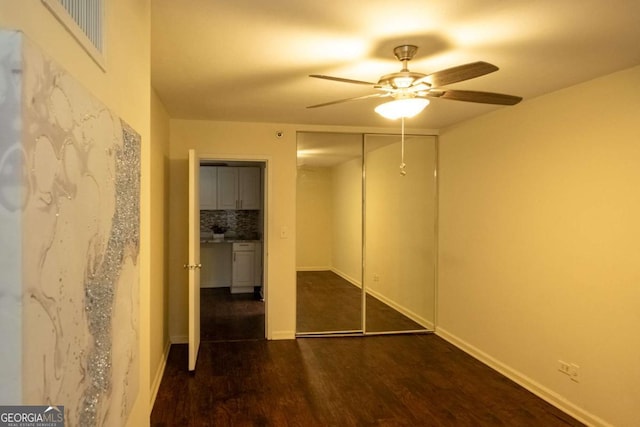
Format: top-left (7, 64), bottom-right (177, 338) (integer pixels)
top-left (198, 159), bottom-right (267, 342)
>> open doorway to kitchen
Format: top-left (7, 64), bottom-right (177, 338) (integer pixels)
top-left (198, 159), bottom-right (267, 342)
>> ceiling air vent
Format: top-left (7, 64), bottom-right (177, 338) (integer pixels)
top-left (42, 0), bottom-right (105, 70)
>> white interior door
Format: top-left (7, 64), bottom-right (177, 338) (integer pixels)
top-left (188, 149), bottom-right (201, 371)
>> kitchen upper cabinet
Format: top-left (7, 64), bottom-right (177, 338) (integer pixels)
top-left (238, 167), bottom-right (261, 209)
top-left (199, 166), bottom-right (218, 210)
top-left (217, 167), bottom-right (238, 210)
top-left (217, 167), bottom-right (261, 210)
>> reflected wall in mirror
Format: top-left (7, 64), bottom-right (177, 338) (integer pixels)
top-left (296, 132), bottom-right (363, 334)
top-left (364, 134), bottom-right (437, 333)
top-left (295, 131), bottom-right (437, 336)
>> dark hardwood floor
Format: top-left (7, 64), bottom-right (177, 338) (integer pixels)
top-left (151, 334), bottom-right (584, 426)
top-left (152, 282), bottom-right (583, 426)
top-left (297, 270), bottom-right (362, 332)
top-left (201, 287), bottom-right (265, 341)
top-left (296, 270), bottom-right (425, 333)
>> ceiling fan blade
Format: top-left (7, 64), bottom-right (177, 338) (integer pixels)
top-left (307, 93), bottom-right (389, 109)
top-left (434, 89), bottom-right (522, 105)
top-left (309, 74), bottom-right (376, 86)
top-left (417, 61), bottom-right (499, 87)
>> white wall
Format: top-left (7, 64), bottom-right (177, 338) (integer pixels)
top-left (168, 120), bottom-right (298, 340)
top-left (0, 1), bottom-right (153, 425)
top-left (331, 157), bottom-right (363, 285)
top-left (169, 122), bottom-right (418, 340)
top-left (296, 166), bottom-right (332, 270)
top-left (438, 65), bottom-right (640, 426)
top-left (149, 88), bottom-right (171, 405)
top-left (365, 135), bottom-right (437, 327)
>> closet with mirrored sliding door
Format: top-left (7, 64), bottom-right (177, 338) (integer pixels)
top-left (295, 131), bottom-right (437, 336)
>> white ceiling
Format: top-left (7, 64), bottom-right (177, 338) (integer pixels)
top-left (151, 0), bottom-right (640, 130)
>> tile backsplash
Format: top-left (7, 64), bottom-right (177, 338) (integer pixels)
top-left (201, 210), bottom-right (261, 239)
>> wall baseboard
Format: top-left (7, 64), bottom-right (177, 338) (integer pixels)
top-left (149, 340), bottom-right (171, 409)
top-left (200, 283), bottom-right (229, 289)
top-left (435, 327), bottom-right (609, 427)
top-left (296, 266), bottom-right (331, 271)
top-left (331, 267), bottom-right (362, 288)
top-left (270, 330), bottom-right (296, 340)
top-left (170, 331), bottom-right (296, 342)
top-left (366, 287), bottom-right (433, 330)
top-left (170, 335), bottom-right (188, 344)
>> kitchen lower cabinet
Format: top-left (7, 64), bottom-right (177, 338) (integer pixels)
top-left (201, 241), bottom-right (262, 293)
top-left (200, 243), bottom-right (231, 288)
top-left (231, 242), bottom-right (261, 294)
top-left (253, 243), bottom-right (262, 287)
top-left (232, 242), bottom-right (255, 293)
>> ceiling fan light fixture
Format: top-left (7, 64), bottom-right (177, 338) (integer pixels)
top-left (375, 98), bottom-right (429, 120)
top-left (392, 76), bottom-right (415, 88)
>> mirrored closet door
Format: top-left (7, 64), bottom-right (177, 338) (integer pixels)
top-left (296, 132), bottom-right (364, 334)
top-left (363, 134), bottom-right (437, 333)
top-left (295, 131), bottom-right (437, 336)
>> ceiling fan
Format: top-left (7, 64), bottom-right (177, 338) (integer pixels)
top-left (307, 45), bottom-right (522, 113)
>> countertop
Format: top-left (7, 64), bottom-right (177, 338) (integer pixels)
top-left (200, 239), bottom-right (261, 244)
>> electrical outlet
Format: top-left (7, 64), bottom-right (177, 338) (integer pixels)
top-left (373, 274), bottom-right (380, 282)
top-left (558, 360), bottom-right (580, 382)
top-left (569, 363), bottom-right (580, 382)
top-left (558, 360), bottom-right (571, 376)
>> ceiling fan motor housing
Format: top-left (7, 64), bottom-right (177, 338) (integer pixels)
top-left (394, 45), bottom-right (418, 62)
top-left (376, 45), bottom-right (427, 89)
top-left (378, 71), bottom-right (427, 89)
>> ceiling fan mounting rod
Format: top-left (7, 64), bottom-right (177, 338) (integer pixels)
top-left (394, 45), bottom-right (418, 71)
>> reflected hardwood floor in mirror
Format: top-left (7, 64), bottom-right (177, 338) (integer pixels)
top-left (296, 270), bottom-right (362, 332)
top-left (296, 270), bottom-right (424, 333)
top-left (201, 287), bottom-right (265, 342)
top-left (151, 334), bottom-right (585, 426)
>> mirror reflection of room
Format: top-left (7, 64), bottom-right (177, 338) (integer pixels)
top-left (295, 132), bottom-right (437, 335)
top-left (364, 134), bottom-right (437, 333)
top-left (296, 132), bottom-right (363, 334)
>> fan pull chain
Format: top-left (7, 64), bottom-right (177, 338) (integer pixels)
top-left (400, 116), bottom-right (406, 176)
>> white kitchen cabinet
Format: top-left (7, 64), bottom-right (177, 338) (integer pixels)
top-left (217, 167), bottom-right (261, 210)
top-left (254, 242), bottom-right (262, 287)
top-left (200, 242), bottom-right (232, 288)
top-left (238, 167), bottom-right (261, 209)
top-left (217, 167), bottom-right (238, 210)
top-left (232, 242), bottom-right (256, 293)
top-left (202, 241), bottom-right (262, 293)
top-left (199, 166), bottom-right (218, 210)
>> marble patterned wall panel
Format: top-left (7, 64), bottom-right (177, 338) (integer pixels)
top-left (0, 31), bottom-right (140, 426)
top-left (0, 30), bottom-right (23, 406)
